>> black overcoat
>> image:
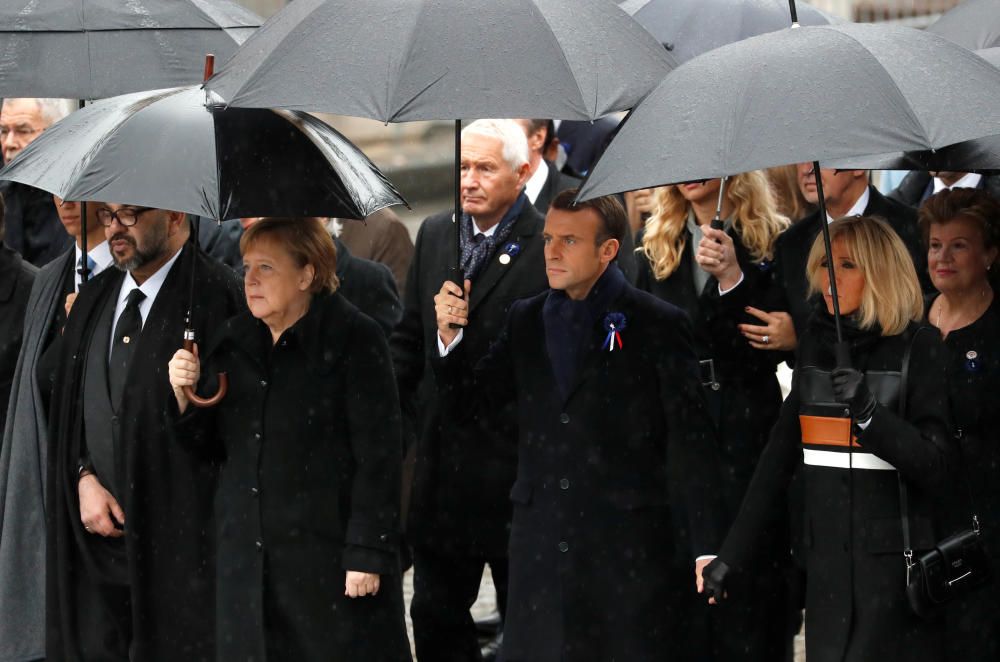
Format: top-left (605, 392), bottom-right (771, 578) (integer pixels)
top-left (532, 161), bottom-right (580, 215)
top-left (931, 297), bottom-right (1000, 661)
top-left (176, 292), bottom-right (410, 662)
top-left (719, 312), bottom-right (952, 662)
top-left (636, 228), bottom-right (788, 660)
top-left (391, 204), bottom-right (549, 555)
top-left (0, 243), bottom-right (37, 433)
top-left (771, 185), bottom-right (931, 336)
top-left (436, 281), bottom-right (725, 661)
top-left (46, 244), bottom-right (243, 662)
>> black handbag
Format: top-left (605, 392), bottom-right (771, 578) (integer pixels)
top-left (897, 328), bottom-right (992, 619)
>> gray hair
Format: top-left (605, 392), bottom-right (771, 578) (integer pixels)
top-left (462, 119), bottom-right (529, 172)
top-left (2, 98), bottom-right (76, 128)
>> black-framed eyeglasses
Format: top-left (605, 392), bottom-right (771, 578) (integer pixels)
top-left (96, 206), bottom-right (154, 227)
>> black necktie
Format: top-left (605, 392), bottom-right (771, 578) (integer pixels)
top-left (109, 288), bottom-right (146, 406)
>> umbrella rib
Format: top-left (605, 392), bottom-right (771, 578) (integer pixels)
top-left (527, 0), bottom-right (591, 118)
top-left (833, 28), bottom-right (932, 149)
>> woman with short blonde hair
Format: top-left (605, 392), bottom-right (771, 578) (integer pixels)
top-left (806, 214), bottom-right (924, 336)
top-left (635, 171), bottom-right (790, 661)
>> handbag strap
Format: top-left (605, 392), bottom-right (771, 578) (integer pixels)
top-left (896, 327), bottom-right (922, 568)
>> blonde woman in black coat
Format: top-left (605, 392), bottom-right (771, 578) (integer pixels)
top-left (702, 215), bottom-right (953, 662)
top-left (169, 218), bottom-right (410, 662)
top-left (636, 173), bottom-right (789, 661)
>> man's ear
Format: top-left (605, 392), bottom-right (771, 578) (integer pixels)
top-left (515, 162), bottom-right (531, 187)
top-left (167, 210), bottom-right (188, 235)
top-left (601, 238), bottom-right (620, 264)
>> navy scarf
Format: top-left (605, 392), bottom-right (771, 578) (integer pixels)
top-left (543, 264), bottom-right (627, 399)
top-left (460, 193), bottom-right (526, 281)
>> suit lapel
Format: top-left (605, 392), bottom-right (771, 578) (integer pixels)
top-left (469, 207), bottom-right (541, 314)
top-left (560, 291), bottom-right (633, 405)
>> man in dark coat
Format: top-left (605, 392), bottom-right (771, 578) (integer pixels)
top-left (0, 196), bottom-right (110, 662)
top-left (0, 98), bottom-right (77, 266)
top-left (391, 119), bottom-right (549, 661)
top-left (337, 207), bottom-right (415, 293)
top-left (513, 119), bottom-right (581, 215)
top-left (46, 203), bottom-right (243, 661)
top-left (433, 190), bottom-right (724, 660)
top-left (0, 200), bottom-right (36, 435)
top-left (889, 170), bottom-right (1000, 208)
top-left (334, 235), bottom-right (401, 336)
top-left (555, 115), bottom-right (622, 178)
top-left (740, 165), bottom-right (930, 353)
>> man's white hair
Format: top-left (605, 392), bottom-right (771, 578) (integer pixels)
top-left (462, 119), bottom-right (529, 172)
top-left (1, 98), bottom-right (76, 127)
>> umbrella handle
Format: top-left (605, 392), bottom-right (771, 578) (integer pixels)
top-left (182, 335), bottom-right (227, 408)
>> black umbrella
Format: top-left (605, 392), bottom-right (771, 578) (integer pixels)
top-left (927, 0), bottom-right (1000, 51)
top-left (206, 0), bottom-right (675, 280)
top-left (579, 21), bottom-right (1000, 352)
top-left (0, 0), bottom-right (260, 99)
top-left (618, 0), bottom-right (838, 63)
top-left (0, 75), bottom-right (407, 406)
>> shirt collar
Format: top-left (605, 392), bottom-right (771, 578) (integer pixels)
top-left (827, 186), bottom-right (870, 224)
top-left (524, 160), bottom-right (549, 204)
top-left (74, 240), bottom-right (113, 270)
top-left (933, 172), bottom-right (982, 194)
top-left (469, 192), bottom-right (528, 238)
top-left (118, 244), bottom-right (183, 307)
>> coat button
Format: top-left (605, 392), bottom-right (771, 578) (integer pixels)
top-left (250, 487), bottom-right (259, 497)
top-left (260, 379), bottom-right (268, 388)
top-left (559, 478), bottom-right (570, 490)
top-left (254, 432), bottom-right (261, 440)
top-left (379, 533), bottom-right (388, 542)
top-left (558, 541), bottom-right (569, 553)
top-left (559, 413), bottom-right (570, 424)
top-left (255, 540), bottom-right (263, 552)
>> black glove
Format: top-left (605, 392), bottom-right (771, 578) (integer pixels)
top-left (702, 558), bottom-right (729, 603)
top-left (831, 367), bottom-right (877, 423)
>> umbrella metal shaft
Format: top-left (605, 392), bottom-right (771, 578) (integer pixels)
top-left (812, 160), bottom-right (847, 357)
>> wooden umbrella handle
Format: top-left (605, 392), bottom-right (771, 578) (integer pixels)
top-left (182, 335), bottom-right (227, 408)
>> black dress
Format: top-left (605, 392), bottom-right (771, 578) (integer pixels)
top-left (718, 306), bottom-right (953, 662)
top-left (176, 292), bottom-right (411, 662)
top-left (636, 228), bottom-right (789, 661)
top-left (930, 296), bottom-right (1000, 661)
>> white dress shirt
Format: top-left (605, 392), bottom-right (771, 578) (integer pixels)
top-left (826, 186), bottom-right (870, 224)
top-left (524, 161), bottom-right (550, 204)
top-left (933, 172), bottom-right (982, 194)
top-left (73, 240), bottom-right (113, 292)
top-left (110, 247), bottom-right (183, 355)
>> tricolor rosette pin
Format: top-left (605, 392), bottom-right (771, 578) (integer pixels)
top-left (602, 312), bottom-right (627, 352)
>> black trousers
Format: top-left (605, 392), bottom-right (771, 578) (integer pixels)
top-left (76, 537), bottom-right (131, 662)
top-left (410, 546), bottom-right (508, 662)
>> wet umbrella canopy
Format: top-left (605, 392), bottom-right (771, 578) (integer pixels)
top-left (206, 0), bottom-right (674, 122)
top-left (0, 85), bottom-right (407, 221)
top-left (0, 0), bottom-right (260, 98)
top-left (618, 0), bottom-right (838, 63)
top-left (927, 0), bottom-right (1000, 51)
top-left (578, 23), bottom-right (1000, 201)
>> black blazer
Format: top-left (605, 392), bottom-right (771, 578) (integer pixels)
top-left (888, 172), bottom-right (1000, 208)
top-left (435, 282), bottom-right (724, 660)
top-left (770, 185), bottom-right (930, 336)
top-left (532, 161), bottom-right (581, 215)
top-left (390, 203), bottom-right (549, 555)
top-left (334, 237), bottom-right (401, 336)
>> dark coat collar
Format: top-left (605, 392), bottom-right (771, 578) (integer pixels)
top-left (222, 291), bottom-right (358, 373)
top-left (468, 201), bottom-right (543, 313)
top-left (0, 243), bottom-right (25, 303)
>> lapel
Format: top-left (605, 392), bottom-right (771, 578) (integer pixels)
top-left (468, 205), bottom-right (542, 314)
top-left (126, 244), bottom-right (191, 380)
top-left (560, 288), bottom-right (632, 406)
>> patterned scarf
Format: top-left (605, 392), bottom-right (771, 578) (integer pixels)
top-left (460, 193), bottom-right (527, 281)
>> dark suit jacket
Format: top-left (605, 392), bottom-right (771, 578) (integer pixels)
top-left (532, 161), bottom-right (581, 215)
top-left (0, 182), bottom-right (72, 267)
top-left (338, 208), bottom-right (415, 293)
top-left (771, 185), bottom-right (930, 336)
top-left (556, 116), bottom-right (622, 178)
top-left (888, 171), bottom-right (1000, 208)
top-left (435, 281), bottom-right (723, 660)
top-left (390, 203), bottom-right (549, 555)
top-left (334, 238), bottom-right (401, 336)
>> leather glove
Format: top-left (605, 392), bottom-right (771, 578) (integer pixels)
top-left (702, 558), bottom-right (730, 603)
top-left (831, 367), bottom-right (877, 423)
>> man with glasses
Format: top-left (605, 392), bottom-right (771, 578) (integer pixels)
top-left (0, 98), bottom-right (77, 266)
top-left (45, 204), bottom-right (243, 661)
